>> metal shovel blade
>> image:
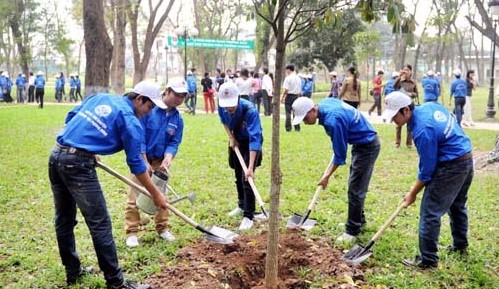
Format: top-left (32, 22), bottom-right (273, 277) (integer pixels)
top-left (342, 244), bottom-right (373, 264)
top-left (286, 214), bottom-right (317, 231)
top-left (203, 226), bottom-right (239, 244)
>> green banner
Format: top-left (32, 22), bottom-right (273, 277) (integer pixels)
top-left (167, 36), bottom-right (254, 50)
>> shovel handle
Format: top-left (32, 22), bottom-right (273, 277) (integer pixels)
top-left (371, 201), bottom-right (405, 242)
top-left (232, 146), bottom-right (266, 211)
top-left (96, 161), bottom-right (200, 229)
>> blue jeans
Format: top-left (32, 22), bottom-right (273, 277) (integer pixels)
top-left (346, 136), bottom-right (380, 235)
top-left (419, 157), bottom-right (473, 265)
top-left (48, 146), bottom-right (124, 287)
top-left (454, 97), bottom-right (466, 126)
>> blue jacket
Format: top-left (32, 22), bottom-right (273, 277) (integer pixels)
top-left (408, 102), bottom-right (472, 183)
top-left (140, 106), bottom-right (184, 159)
top-left (57, 95), bottom-right (148, 174)
top-left (75, 78), bottom-right (81, 88)
top-left (384, 78), bottom-right (396, 96)
top-left (55, 78), bottom-right (62, 90)
top-left (318, 98), bottom-right (377, 165)
top-left (450, 77), bottom-right (467, 97)
top-left (34, 76), bottom-right (45, 89)
top-left (186, 75), bottom-right (197, 93)
top-left (302, 80), bottom-right (313, 95)
top-left (70, 77), bottom-right (77, 88)
top-left (422, 77), bottom-right (440, 101)
top-left (218, 98), bottom-right (263, 151)
top-left (15, 76), bottom-right (26, 88)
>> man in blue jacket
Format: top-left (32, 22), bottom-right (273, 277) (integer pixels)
top-left (218, 82), bottom-right (264, 230)
top-left (185, 70), bottom-right (197, 114)
top-left (292, 96), bottom-right (380, 244)
top-left (125, 77), bottom-right (187, 247)
top-left (382, 91), bottom-right (473, 269)
top-left (422, 70), bottom-right (440, 102)
top-left (15, 73), bottom-right (26, 103)
top-left (450, 69), bottom-right (467, 126)
top-left (49, 80), bottom-right (166, 289)
top-left (34, 71), bottom-right (46, 108)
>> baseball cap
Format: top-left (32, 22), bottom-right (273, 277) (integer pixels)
top-left (329, 71), bottom-right (337, 76)
top-left (381, 91), bottom-right (412, 121)
top-left (453, 68), bottom-right (461, 76)
top-left (37, 71), bottom-right (44, 75)
top-left (166, 77), bottom-right (188, 94)
top-left (132, 80), bottom-right (165, 109)
top-left (391, 71), bottom-right (399, 78)
top-left (218, 82), bottom-right (239, 107)
top-left (427, 70), bottom-right (434, 76)
top-left (292, 97), bottom-right (314, 125)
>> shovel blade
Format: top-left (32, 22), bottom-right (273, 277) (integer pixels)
top-left (286, 213), bottom-right (317, 231)
top-left (343, 244), bottom-right (373, 264)
top-left (203, 226), bottom-right (239, 244)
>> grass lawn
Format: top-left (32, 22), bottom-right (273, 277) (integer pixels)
top-left (0, 89), bottom-right (497, 288)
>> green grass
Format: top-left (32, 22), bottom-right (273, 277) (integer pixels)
top-left (0, 95), bottom-right (498, 288)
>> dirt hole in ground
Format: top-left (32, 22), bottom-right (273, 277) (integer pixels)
top-left (146, 230), bottom-right (373, 289)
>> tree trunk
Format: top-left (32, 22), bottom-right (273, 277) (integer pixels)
top-left (83, 0), bottom-right (113, 95)
top-left (111, 0), bottom-right (127, 94)
top-left (264, 4), bottom-right (285, 289)
top-left (9, 0), bottom-right (29, 78)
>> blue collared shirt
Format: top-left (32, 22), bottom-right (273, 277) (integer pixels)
top-left (34, 76), bottom-right (45, 89)
top-left (140, 106), bottom-right (184, 159)
top-left (318, 98), bottom-right (377, 165)
top-left (450, 78), bottom-right (467, 97)
top-left (57, 94), bottom-right (147, 174)
top-left (422, 77), bottom-right (440, 101)
top-left (384, 78), bottom-right (395, 96)
top-left (408, 102), bottom-right (472, 183)
top-left (218, 98), bottom-right (263, 151)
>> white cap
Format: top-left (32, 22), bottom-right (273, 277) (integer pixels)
top-left (132, 80), bottom-right (165, 109)
top-left (166, 77), bottom-right (188, 94)
top-left (381, 91), bottom-right (412, 121)
top-left (427, 70), bottom-right (434, 76)
top-left (329, 71), bottom-right (337, 76)
top-left (453, 68), bottom-right (461, 76)
top-left (37, 71), bottom-right (44, 75)
top-left (292, 97), bottom-right (314, 125)
top-left (187, 71), bottom-right (193, 75)
top-left (391, 71), bottom-right (399, 78)
top-left (218, 82), bottom-right (239, 107)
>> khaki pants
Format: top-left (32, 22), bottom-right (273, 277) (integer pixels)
top-left (395, 124), bottom-right (413, 147)
top-left (125, 159), bottom-right (169, 236)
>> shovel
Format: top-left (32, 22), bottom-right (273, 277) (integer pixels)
top-left (96, 161), bottom-right (238, 244)
top-left (343, 201), bottom-right (405, 264)
top-left (232, 146), bottom-right (268, 218)
top-left (286, 162), bottom-right (333, 230)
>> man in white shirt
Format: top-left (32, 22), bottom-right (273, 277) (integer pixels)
top-left (280, 64), bottom-right (302, 132)
top-left (235, 68), bottom-right (253, 101)
top-left (261, 68), bottom-right (273, 116)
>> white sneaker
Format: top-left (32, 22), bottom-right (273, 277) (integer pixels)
top-left (158, 230), bottom-right (176, 242)
top-left (238, 217), bottom-right (254, 230)
top-left (253, 213), bottom-right (268, 221)
top-left (228, 207), bottom-right (243, 216)
top-left (126, 235), bottom-right (140, 247)
top-left (335, 232), bottom-right (357, 243)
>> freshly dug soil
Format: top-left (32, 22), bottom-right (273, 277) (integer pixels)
top-left (146, 230), bottom-right (373, 289)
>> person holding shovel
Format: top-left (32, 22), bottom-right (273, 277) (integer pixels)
top-left (291, 96), bottom-right (380, 244)
top-left (217, 82), bottom-right (263, 230)
top-left (124, 77), bottom-right (187, 248)
top-left (48, 80), bottom-right (166, 289)
top-left (382, 91), bottom-right (473, 269)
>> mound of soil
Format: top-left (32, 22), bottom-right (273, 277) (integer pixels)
top-left (146, 230), bottom-right (372, 289)
top-left (474, 151), bottom-right (499, 175)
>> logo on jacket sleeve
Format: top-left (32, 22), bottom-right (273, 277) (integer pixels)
top-left (95, 105), bottom-right (112, 117)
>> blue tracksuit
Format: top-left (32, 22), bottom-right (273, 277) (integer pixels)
top-left (422, 77), bottom-right (440, 102)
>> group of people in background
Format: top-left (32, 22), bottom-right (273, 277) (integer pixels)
top-left (0, 70), bottom-right (82, 109)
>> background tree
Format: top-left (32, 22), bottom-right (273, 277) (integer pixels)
top-left (353, 30), bottom-right (381, 99)
top-left (109, 0), bottom-right (128, 94)
top-left (83, 0), bottom-right (113, 95)
top-left (51, 0), bottom-right (75, 77)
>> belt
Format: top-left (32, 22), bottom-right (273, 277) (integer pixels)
top-left (439, 152), bottom-right (473, 166)
top-left (54, 143), bottom-right (95, 158)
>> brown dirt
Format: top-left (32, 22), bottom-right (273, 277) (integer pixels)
top-left (146, 230), bottom-right (374, 289)
top-left (473, 151), bottom-right (499, 175)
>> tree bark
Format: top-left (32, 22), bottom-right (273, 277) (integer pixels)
top-left (9, 0), bottom-right (29, 78)
top-left (110, 0), bottom-right (127, 94)
top-left (83, 0), bottom-right (113, 95)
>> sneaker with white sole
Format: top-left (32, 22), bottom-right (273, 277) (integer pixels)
top-left (335, 232), bottom-right (357, 244)
top-left (253, 213), bottom-right (268, 221)
top-left (158, 230), bottom-right (176, 242)
top-left (228, 207), bottom-right (243, 216)
top-left (239, 217), bottom-right (254, 230)
top-left (126, 235), bottom-right (139, 247)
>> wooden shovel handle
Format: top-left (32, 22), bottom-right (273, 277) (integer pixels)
top-left (371, 201), bottom-right (405, 242)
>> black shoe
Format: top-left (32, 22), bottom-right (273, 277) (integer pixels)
top-left (446, 245), bottom-right (468, 256)
top-left (402, 256), bottom-right (437, 269)
top-left (108, 279), bottom-right (152, 289)
top-left (66, 266), bottom-right (94, 286)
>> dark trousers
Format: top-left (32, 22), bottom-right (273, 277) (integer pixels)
top-left (69, 88), bottom-right (76, 102)
top-left (343, 100), bottom-right (359, 109)
top-left (345, 137), bottom-right (380, 235)
top-left (28, 85), bottom-right (35, 102)
top-left (185, 92), bottom-right (196, 114)
top-left (454, 97), bottom-right (466, 126)
top-left (369, 94), bottom-right (382, 115)
top-left (35, 88), bottom-right (44, 108)
top-left (285, 94), bottom-right (300, 131)
top-left (49, 146), bottom-right (124, 287)
top-left (253, 91), bottom-right (262, 113)
top-left (261, 89), bottom-right (272, 116)
top-left (75, 87), bottom-right (83, 101)
top-left (419, 157), bottom-right (473, 265)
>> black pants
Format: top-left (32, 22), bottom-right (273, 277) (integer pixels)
top-left (28, 85), bottom-right (35, 102)
top-left (36, 88), bottom-right (45, 108)
top-left (260, 89), bottom-right (271, 116)
top-left (75, 87), bottom-right (82, 101)
top-left (285, 94), bottom-right (300, 131)
top-left (369, 94), bottom-right (382, 115)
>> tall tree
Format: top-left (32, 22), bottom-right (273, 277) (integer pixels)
top-left (466, 0), bottom-right (498, 45)
top-left (253, 1), bottom-right (414, 288)
top-left (83, 0), bottom-right (113, 95)
top-left (127, 0), bottom-right (174, 85)
top-left (110, 0), bottom-right (128, 94)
